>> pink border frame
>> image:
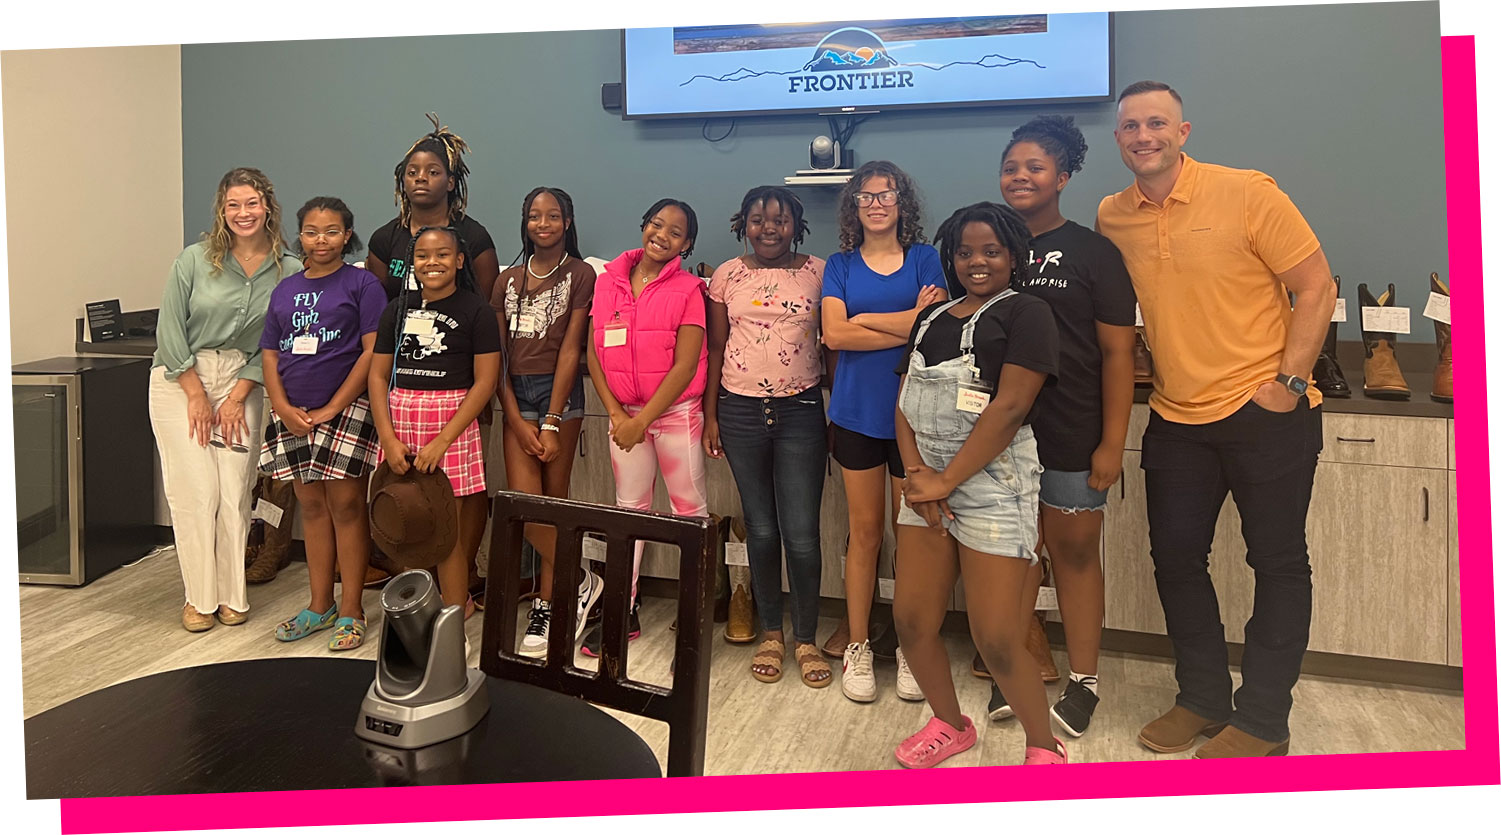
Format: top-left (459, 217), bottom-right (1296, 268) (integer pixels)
top-left (50, 35), bottom-right (1498, 835)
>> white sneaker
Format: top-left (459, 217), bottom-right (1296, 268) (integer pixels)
top-left (576, 568), bottom-right (604, 641)
top-left (895, 647), bottom-right (924, 701)
top-left (519, 599), bottom-right (551, 658)
top-left (842, 640), bottom-right (877, 702)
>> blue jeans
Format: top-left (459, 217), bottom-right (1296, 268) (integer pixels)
top-left (716, 386), bottom-right (827, 644)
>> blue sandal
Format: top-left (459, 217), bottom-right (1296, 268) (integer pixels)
top-left (329, 616), bottom-right (367, 651)
top-left (275, 604), bottom-right (338, 642)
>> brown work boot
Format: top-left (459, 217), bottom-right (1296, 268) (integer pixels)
top-left (1194, 725), bottom-right (1290, 758)
top-left (725, 581), bottom-right (756, 643)
top-left (1431, 272), bottom-right (1452, 403)
top-left (1138, 705), bottom-right (1229, 753)
top-left (1133, 327), bottom-right (1154, 384)
top-left (246, 476), bottom-right (296, 584)
top-left (1027, 611), bottom-right (1060, 682)
top-left (1358, 282), bottom-right (1411, 400)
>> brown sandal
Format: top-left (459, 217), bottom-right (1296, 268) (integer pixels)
top-left (751, 638), bottom-right (784, 683)
top-left (795, 643), bottom-right (833, 688)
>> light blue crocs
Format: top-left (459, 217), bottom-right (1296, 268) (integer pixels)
top-left (274, 604), bottom-right (338, 642)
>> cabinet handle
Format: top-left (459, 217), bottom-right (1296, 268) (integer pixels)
top-left (1336, 436), bottom-right (1376, 444)
top-left (580, 426), bottom-right (586, 458)
top-left (1423, 486), bottom-right (1429, 522)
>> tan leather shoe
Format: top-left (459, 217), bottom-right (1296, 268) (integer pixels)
top-left (1138, 705), bottom-right (1229, 753)
top-left (215, 605), bottom-right (248, 626)
top-left (1431, 272), bottom-right (1453, 403)
top-left (725, 583), bottom-right (756, 643)
top-left (1133, 328), bottom-right (1154, 384)
top-left (821, 616), bottom-right (851, 659)
top-left (1358, 282), bottom-right (1411, 400)
top-left (182, 604), bottom-right (214, 633)
top-left (1193, 725), bottom-right (1290, 758)
top-left (1027, 612), bottom-right (1060, 683)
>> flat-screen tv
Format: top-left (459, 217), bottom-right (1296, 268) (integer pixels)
top-left (621, 14), bottom-right (1113, 120)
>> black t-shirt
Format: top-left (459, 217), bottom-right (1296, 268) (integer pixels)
top-left (1012, 220), bottom-right (1136, 471)
top-left (374, 288), bottom-right (502, 390)
top-left (367, 215), bottom-right (497, 301)
top-left (898, 293), bottom-right (1059, 426)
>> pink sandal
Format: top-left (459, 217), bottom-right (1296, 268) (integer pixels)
top-left (895, 715), bottom-right (976, 768)
top-left (1024, 737), bottom-right (1069, 765)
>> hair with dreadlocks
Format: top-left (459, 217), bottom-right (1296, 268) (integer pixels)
top-left (515, 187), bottom-right (582, 265)
top-left (933, 202), bottom-right (1033, 298)
top-left (1002, 114), bottom-right (1089, 179)
top-left (729, 185), bottom-right (810, 252)
top-left (202, 167), bottom-right (290, 276)
top-left (393, 113), bottom-right (472, 229)
top-left (640, 198), bottom-right (698, 257)
top-left (835, 160), bottom-right (925, 253)
top-left (386, 225), bottom-right (476, 389)
top-left (293, 196), bottom-right (364, 258)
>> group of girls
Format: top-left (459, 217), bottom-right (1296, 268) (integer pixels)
top-left (148, 111), bottom-right (1133, 769)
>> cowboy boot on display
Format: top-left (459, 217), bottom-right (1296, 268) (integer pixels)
top-left (245, 475), bottom-right (296, 584)
top-left (1133, 327), bottom-right (1154, 385)
top-left (1358, 282), bottom-right (1411, 401)
top-left (1312, 276), bottom-right (1351, 398)
top-left (1431, 273), bottom-right (1453, 403)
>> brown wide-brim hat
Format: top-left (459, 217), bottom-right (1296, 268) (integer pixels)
top-left (369, 459), bottom-right (457, 570)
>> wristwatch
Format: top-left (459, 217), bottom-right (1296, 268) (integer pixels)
top-left (1276, 372), bottom-right (1310, 397)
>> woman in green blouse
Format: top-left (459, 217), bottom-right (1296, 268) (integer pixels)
top-left (149, 167), bottom-right (302, 633)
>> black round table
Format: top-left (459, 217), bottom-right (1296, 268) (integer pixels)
top-left (24, 657), bottom-right (660, 798)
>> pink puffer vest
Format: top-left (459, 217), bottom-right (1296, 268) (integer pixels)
top-left (590, 249), bottom-right (708, 407)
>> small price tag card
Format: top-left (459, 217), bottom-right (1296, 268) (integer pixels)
top-left (1361, 306), bottom-right (1411, 334)
top-left (1035, 585), bottom-right (1059, 611)
top-left (1423, 292), bottom-right (1451, 325)
top-left (877, 577), bottom-right (896, 600)
top-left (725, 542), bottom-right (749, 566)
top-left (1331, 297), bottom-right (1346, 323)
top-left (1135, 303), bottom-right (1144, 327)
top-left (581, 534), bottom-right (606, 563)
top-left (252, 499), bottom-right (285, 528)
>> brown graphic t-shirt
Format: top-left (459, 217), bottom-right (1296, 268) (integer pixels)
top-left (490, 258), bottom-right (597, 375)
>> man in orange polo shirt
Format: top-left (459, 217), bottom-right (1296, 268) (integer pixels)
top-left (1097, 81), bottom-right (1336, 758)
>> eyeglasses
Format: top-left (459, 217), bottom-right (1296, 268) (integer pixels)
top-left (299, 230), bottom-right (346, 240)
top-left (853, 190), bottom-right (899, 208)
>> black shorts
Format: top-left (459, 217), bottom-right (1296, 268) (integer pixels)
top-left (830, 422), bottom-right (905, 479)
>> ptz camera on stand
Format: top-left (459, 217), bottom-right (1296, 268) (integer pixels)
top-left (354, 569), bottom-right (489, 749)
top-left (809, 134), bottom-right (852, 170)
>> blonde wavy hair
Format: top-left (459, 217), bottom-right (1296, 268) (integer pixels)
top-left (202, 167), bottom-right (289, 276)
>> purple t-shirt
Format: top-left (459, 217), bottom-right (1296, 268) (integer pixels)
top-left (259, 264), bottom-right (385, 407)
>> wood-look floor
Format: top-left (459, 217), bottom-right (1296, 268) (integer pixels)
top-left (19, 550), bottom-right (1465, 775)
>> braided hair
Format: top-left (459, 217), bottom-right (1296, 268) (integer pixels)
top-left (729, 185), bottom-right (810, 252)
top-left (386, 225), bottom-right (475, 389)
top-left (393, 113), bottom-right (472, 229)
top-left (641, 198), bottom-right (698, 258)
top-left (515, 187), bottom-right (582, 266)
top-left (932, 202), bottom-right (1033, 298)
top-left (1002, 114), bottom-right (1088, 178)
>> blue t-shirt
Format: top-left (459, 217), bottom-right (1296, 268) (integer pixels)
top-left (259, 264), bottom-right (386, 408)
top-left (822, 244), bottom-right (945, 439)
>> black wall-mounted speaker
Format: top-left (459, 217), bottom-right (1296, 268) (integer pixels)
top-left (601, 83), bottom-right (622, 112)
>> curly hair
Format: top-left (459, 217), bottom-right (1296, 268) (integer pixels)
top-left (393, 113), bottom-right (472, 229)
top-left (932, 202), bottom-right (1033, 298)
top-left (202, 167), bottom-right (289, 276)
top-left (1002, 114), bottom-right (1088, 178)
top-left (730, 185), bottom-right (810, 252)
top-left (835, 160), bottom-right (925, 252)
top-left (293, 196), bottom-right (364, 258)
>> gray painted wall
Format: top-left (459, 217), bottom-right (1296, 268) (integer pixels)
top-left (181, 2), bottom-right (1446, 340)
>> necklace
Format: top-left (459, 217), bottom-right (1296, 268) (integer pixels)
top-left (526, 253), bottom-right (568, 281)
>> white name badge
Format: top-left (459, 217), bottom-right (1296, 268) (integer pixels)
top-left (291, 335), bottom-right (319, 355)
top-left (1361, 305), bottom-right (1411, 335)
top-left (516, 313), bottom-right (540, 334)
top-left (957, 387), bottom-right (991, 414)
top-left (603, 326), bottom-right (628, 347)
top-left (404, 313), bottom-right (436, 335)
top-left (1423, 292), bottom-right (1451, 325)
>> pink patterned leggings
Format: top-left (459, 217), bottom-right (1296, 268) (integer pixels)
top-left (608, 401), bottom-right (709, 598)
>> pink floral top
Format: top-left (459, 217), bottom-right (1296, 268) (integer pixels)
top-left (708, 255), bottom-right (826, 398)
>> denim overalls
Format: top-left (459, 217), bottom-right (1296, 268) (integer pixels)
top-left (895, 291), bottom-right (1043, 561)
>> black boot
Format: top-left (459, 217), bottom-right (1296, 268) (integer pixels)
top-left (1313, 276), bottom-right (1351, 398)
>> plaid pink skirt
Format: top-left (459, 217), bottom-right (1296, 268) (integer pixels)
top-left (381, 388), bottom-right (487, 496)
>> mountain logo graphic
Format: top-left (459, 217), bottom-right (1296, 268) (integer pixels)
top-left (805, 28), bottom-right (897, 72)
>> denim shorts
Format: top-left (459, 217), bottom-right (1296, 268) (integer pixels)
top-left (510, 373), bottom-right (585, 422)
top-left (1038, 468), bottom-right (1110, 513)
top-left (895, 426), bottom-right (1043, 562)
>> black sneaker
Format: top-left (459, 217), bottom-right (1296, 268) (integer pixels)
top-left (869, 621), bottom-right (899, 661)
top-left (580, 598), bottom-right (642, 658)
top-left (1050, 678), bottom-right (1100, 737)
top-left (987, 680), bottom-right (1014, 721)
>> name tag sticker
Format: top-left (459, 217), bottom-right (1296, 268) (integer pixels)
top-left (1423, 292), bottom-right (1451, 325)
top-left (603, 324), bottom-right (628, 348)
top-left (291, 335), bottom-right (319, 355)
top-left (404, 313), bottom-right (436, 335)
top-left (1361, 306), bottom-right (1411, 335)
top-left (957, 388), bottom-right (991, 414)
top-left (725, 542), bottom-right (749, 567)
top-left (516, 313), bottom-right (540, 334)
top-left (1331, 298), bottom-right (1347, 323)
